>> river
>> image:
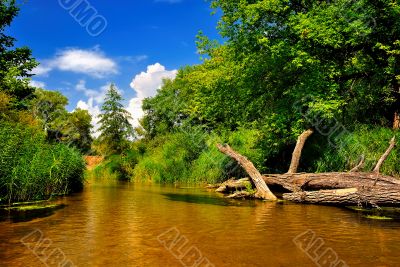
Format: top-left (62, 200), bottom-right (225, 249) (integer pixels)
top-left (1, 179), bottom-right (400, 266)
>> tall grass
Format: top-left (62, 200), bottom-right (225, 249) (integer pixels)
top-left (0, 122), bottom-right (85, 204)
top-left (132, 127), bottom-right (265, 184)
top-left (310, 125), bottom-right (400, 176)
top-left (131, 125), bottom-right (400, 184)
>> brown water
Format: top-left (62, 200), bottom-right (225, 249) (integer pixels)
top-left (1, 179), bottom-right (400, 267)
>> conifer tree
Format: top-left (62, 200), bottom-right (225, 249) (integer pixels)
top-left (98, 84), bottom-right (134, 154)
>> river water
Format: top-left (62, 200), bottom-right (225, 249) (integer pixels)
top-left (1, 179), bottom-right (400, 267)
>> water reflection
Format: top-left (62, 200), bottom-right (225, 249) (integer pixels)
top-left (161, 192), bottom-right (257, 207)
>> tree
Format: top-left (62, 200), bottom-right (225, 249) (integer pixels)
top-left (30, 88), bottom-right (69, 131)
top-left (98, 84), bottom-right (134, 155)
top-left (56, 108), bottom-right (93, 154)
top-left (28, 89), bottom-right (93, 152)
top-left (0, 0), bottom-right (37, 105)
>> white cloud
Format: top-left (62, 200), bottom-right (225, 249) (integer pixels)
top-left (75, 80), bottom-right (107, 104)
top-left (29, 80), bottom-right (46, 88)
top-left (32, 47), bottom-right (118, 78)
top-left (127, 63), bottom-right (177, 128)
top-left (77, 98), bottom-right (102, 138)
top-left (130, 63), bottom-right (177, 99)
top-left (31, 65), bottom-right (52, 76)
top-left (55, 48), bottom-right (117, 78)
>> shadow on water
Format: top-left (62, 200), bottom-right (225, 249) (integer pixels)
top-left (161, 192), bottom-right (257, 207)
top-left (345, 206), bottom-right (400, 221)
top-left (0, 204), bottom-right (66, 223)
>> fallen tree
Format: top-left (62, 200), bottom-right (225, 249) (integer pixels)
top-left (216, 129), bottom-right (399, 207)
top-left (217, 172), bottom-right (400, 193)
top-left (216, 144), bottom-right (277, 201)
top-left (283, 187), bottom-right (400, 207)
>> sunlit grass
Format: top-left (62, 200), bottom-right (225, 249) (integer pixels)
top-left (0, 122), bottom-right (85, 204)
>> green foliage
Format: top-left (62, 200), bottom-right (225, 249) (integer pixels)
top-left (0, 0), bottom-right (37, 105)
top-left (311, 126), bottom-right (400, 176)
top-left (30, 88), bottom-right (69, 128)
top-left (131, 127), bottom-right (267, 184)
top-left (26, 89), bottom-right (93, 153)
top-left (133, 0), bottom-right (400, 184)
top-left (0, 122), bottom-right (85, 203)
top-left (56, 108), bottom-right (93, 153)
top-left (133, 127), bottom-right (207, 183)
top-left (98, 84), bottom-right (134, 155)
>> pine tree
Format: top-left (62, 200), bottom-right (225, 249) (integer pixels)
top-left (98, 84), bottom-right (134, 154)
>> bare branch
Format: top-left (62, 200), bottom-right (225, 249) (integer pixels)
top-left (287, 129), bottom-right (314, 174)
top-left (373, 136), bottom-right (396, 174)
top-left (349, 155), bottom-right (365, 172)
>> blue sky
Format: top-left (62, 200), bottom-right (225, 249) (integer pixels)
top-left (10, 0), bottom-right (220, 132)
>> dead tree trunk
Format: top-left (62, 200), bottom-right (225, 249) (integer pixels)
top-left (283, 187), bottom-right (400, 207)
top-left (216, 172), bottom-right (400, 194)
top-left (373, 136), bottom-right (396, 174)
top-left (216, 130), bottom-right (400, 207)
top-left (216, 144), bottom-right (277, 201)
top-left (287, 129), bottom-right (314, 174)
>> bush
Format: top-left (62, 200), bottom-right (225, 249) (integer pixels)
top-left (0, 122), bottom-right (85, 203)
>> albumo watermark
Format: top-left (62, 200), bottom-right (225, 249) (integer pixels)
top-left (21, 229), bottom-right (76, 267)
top-left (293, 230), bottom-right (348, 267)
top-left (158, 227), bottom-right (215, 267)
top-left (58, 0), bottom-right (108, 37)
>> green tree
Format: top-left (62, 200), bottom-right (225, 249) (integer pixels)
top-left (98, 84), bottom-right (134, 155)
top-left (56, 108), bottom-right (93, 154)
top-left (209, 0), bottom-right (400, 130)
top-left (28, 89), bottom-right (93, 152)
top-left (0, 0), bottom-right (37, 105)
top-left (30, 88), bottom-right (69, 131)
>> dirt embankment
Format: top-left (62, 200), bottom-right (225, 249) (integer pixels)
top-left (84, 156), bottom-right (104, 170)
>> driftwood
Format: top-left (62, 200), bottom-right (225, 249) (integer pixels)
top-left (216, 130), bottom-right (399, 207)
top-left (216, 144), bottom-right (277, 200)
top-left (226, 191), bottom-right (254, 199)
top-left (216, 178), bottom-right (251, 193)
top-left (263, 172), bottom-right (400, 192)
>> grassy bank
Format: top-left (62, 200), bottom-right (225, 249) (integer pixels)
top-left (90, 125), bottom-right (399, 184)
top-left (0, 122), bottom-right (86, 204)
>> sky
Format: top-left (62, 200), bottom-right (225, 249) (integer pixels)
top-left (10, 0), bottom-right (221, 134)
